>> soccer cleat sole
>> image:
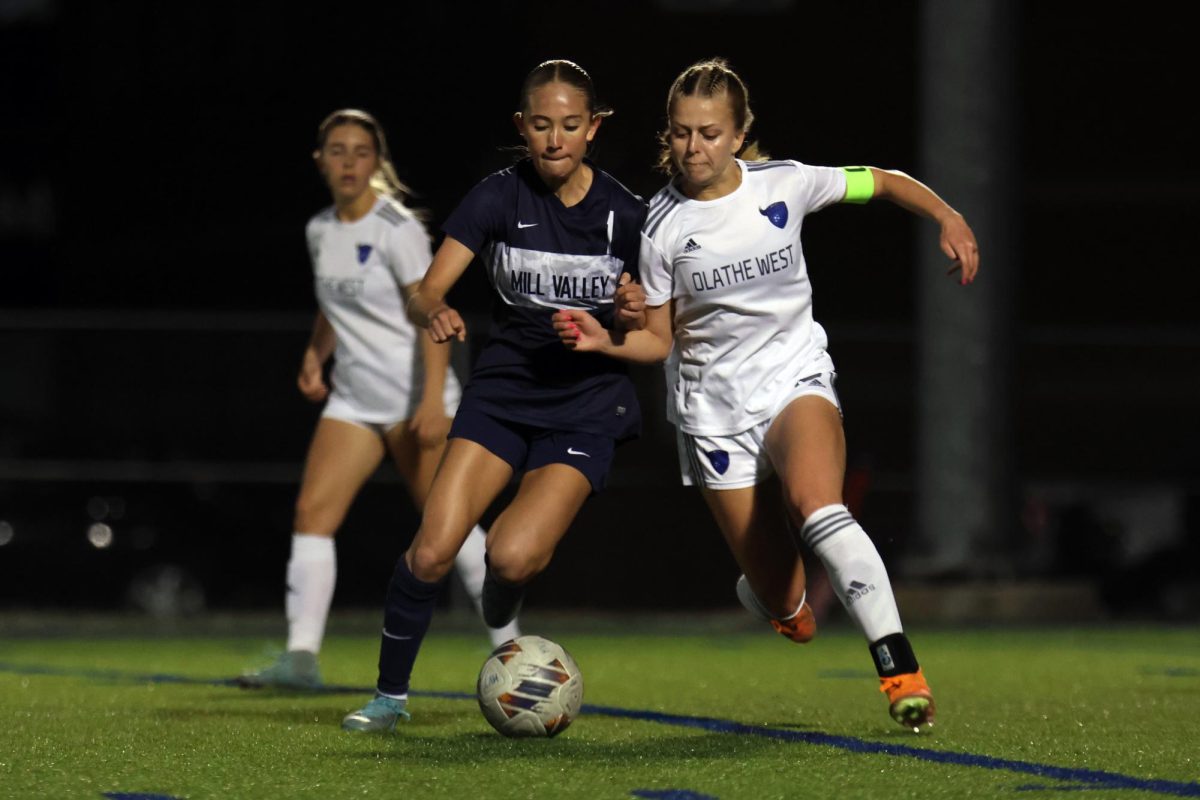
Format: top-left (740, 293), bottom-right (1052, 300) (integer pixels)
top-left (880, 668), bottom-right (936, 732)
top-left (889, 696), bottom-right (935, 732)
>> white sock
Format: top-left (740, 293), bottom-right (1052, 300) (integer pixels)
top-left (455, 525), bottom-right (521, 647)
top-left (801, 504), bottom-right (903, 642)
top-left (285, 533), bottom-right (336, 654)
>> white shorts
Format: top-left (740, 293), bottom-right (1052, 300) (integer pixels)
top-left (676, 361), bottom-right (841, 490)
top-left (321, 375), bottom-right (462, 438)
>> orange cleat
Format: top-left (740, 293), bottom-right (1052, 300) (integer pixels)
top-left (770, 603), bottom-right (817, 644)
top-left (737, 575), bottom-right (817, 643)
top-left (879, 668), bottom-right (935, 731)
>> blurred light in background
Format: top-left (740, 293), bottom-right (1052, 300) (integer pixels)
top-left (87, 522), bottom-right (113, 549)
top-left (0, 521), bottom-right (13, 546)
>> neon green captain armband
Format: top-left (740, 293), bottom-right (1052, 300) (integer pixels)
top-left (840, 166), bottom-right (874, 204)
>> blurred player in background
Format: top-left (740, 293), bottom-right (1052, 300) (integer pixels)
top-left (240, 109), bottom-right (518, 691)
top-left (556, 58), bottom-right (979, 731)
top-left (342, 60), bottom-right (647, 732)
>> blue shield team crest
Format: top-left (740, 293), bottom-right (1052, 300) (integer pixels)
top-left (759, 202), bottom-right (788, 229)
top-left (706, 450), bottom-right (730, 475)
top-left (356, 244), bottom-right (373, 264)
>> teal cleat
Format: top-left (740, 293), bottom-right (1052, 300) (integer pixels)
top-left (237, 650), bottom-right (323, 690)
top-left (342, 694), bottom-right (410, 733)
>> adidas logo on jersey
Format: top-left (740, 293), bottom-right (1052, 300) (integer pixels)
top-left (683, 238), bottom-right (702, 253)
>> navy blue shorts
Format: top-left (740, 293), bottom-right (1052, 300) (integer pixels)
top-left (448, 402), bottom-right (616, 493)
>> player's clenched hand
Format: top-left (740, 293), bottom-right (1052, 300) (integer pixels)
top-left (297, 347), bottom-right (328, 402)
top-left (427, 304), bottom-right (467, 343)
top-left (553, 309), bottom-right (606, 352)
top-left (614, 272), bottom-right (646, 330)
top-left (408, 399), bottom-right (451, 448)
top-left (939, 212), bottom-right (980, 286)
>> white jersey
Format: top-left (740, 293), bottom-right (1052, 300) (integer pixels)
top-left (306, 195), bottom-right (459, 422)
top-left (640, 159), bottom-right (847, 436)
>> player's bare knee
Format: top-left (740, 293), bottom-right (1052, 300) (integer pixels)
top-left (292, 496), bottom-right (334, 535)
top-left (783, 488), bottom-right (841, 526)
top-left (487, 542), bottom-right (550, 585)
top-left (406, 542), bottom-right (455, 583)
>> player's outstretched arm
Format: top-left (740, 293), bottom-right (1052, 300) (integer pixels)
top-left (406, 236), bottom-right (475, 342)
top-left (403, 280), bottom-right (454, 447)
top-left (298, 310), bottom-right (335, 402)
top-left (553, 302), bottom-right (673, 364)
top-left (868, 168), bottom-right (980, 285)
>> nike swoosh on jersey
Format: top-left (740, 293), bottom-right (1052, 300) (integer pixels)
top-left (566, 447), bottom-right (591, 457)
top-left (517, 221), bottom-right (538, 229)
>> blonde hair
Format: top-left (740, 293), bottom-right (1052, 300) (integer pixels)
top-left (656, 58), bottom-right (767, 175)
top-left (315, 109), bottom-right (418, 205)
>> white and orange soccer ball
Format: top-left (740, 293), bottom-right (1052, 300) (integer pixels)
top-left (476, 635), bottom-right (583, 737)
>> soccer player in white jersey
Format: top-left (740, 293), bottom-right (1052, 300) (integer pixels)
top-left (240, 109), bottom-right (519, 690)
top-left (555, 59), bottom-right (979, 731)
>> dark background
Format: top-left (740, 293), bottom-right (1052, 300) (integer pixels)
top-left (1, 2), bottom-right (1196, 618)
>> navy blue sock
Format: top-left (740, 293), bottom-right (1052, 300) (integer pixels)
top-left (377, 556), bottom-right (443, 696)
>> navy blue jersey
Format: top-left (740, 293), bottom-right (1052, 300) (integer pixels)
top-left (442, 159), bottom-right (646, 441)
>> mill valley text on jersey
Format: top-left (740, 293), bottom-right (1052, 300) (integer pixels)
top-left (440, 159), bottom-right (647, 441)
top-left (507, 269), bottom-right (618, 301)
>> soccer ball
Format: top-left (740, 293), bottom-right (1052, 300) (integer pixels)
top-left (476, 635), bottom-right (583, 737)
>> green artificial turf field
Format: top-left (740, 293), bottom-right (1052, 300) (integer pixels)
top-left (2, 620), bottom-right (1197, 799)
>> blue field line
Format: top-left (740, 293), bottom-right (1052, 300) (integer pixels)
top-left (5, 662), bottom-right (1199, 798)
top-left (582, 703), bottom-right (1200, 797)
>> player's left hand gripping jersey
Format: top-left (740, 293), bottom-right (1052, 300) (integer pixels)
top-left (443, 159), bottom-right (647, 441)
top-left (306, 197), bottom-right (450, 420)
top-left (640, 159), bottom-right (853, 437)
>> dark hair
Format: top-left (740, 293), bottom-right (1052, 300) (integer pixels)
top-left (518, 59), bottom-right (613, 119)
top-left (315, 108), bottom-right (417, 204)
top-left (656, 58), bottom-right (766, 175)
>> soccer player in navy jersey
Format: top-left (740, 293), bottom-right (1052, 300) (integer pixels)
top-left (555, 59), bottom-right (979, 731)
top-left (342, 61), bottom-right (648, 732)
